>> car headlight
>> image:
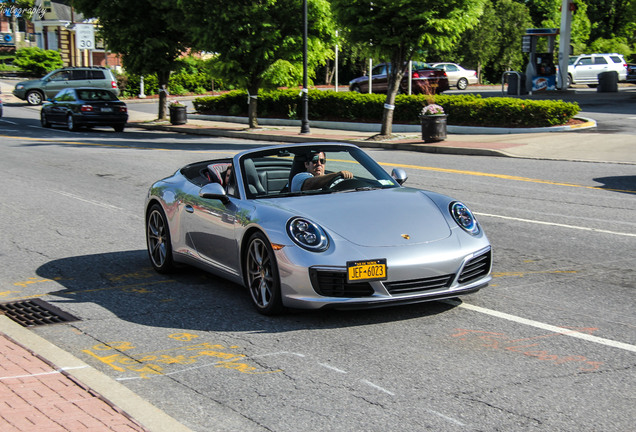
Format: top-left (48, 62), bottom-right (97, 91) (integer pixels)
top-left (287, 217), bottom-right (329, 252)
top-left (450, 202), bottom-right (480, 235)
top-left (15, 84), bottom-right (24, 90)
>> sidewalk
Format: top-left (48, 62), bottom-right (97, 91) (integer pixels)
top-left (124, 92), bottom-right (636, 165)
top-left (0, 316), bottom-right (192, 432)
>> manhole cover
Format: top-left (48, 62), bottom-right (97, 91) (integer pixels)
top-left (0, 299), bottom-right (79, 327)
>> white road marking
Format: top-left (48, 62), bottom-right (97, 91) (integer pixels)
top-left (476, 212), bottom-right (636, 238)
top-left (456, 302), bottom-right (636, 353)
top-left (318, 363), bottom-right (347, 373)
top-left (361, 379), bottom-right (395, 396)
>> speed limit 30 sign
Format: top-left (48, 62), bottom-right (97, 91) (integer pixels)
top-left (75, 24), bottom-right (95, 50)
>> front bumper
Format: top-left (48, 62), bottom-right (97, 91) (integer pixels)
top-left (277, 246), bottom-right (492, 310)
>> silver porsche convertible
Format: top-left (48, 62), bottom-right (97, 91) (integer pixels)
top-left (145, 143), bottom-right (491, 314)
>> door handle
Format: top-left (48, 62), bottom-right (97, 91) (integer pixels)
top-left (185, 205), bottom-right (194, 213)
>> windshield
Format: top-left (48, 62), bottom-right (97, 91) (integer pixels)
top-left (240, 145), bottom-right (400, 199)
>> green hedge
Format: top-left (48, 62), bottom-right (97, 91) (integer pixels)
top-left (118, 71), bottom-right (225, 98)
top-left (193, 89), bottom-right (580, 128)
top-left (13, 47), bottom-right (63, 76)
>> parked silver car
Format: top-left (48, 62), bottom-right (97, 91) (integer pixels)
top-left (13, 66), bottom-right (120, 105)
top-left (567, 53), bottom-right (627, 86)
top-left (430, 62), bottom-right (479, 90)
top-left (145, 143), bottom-right (492, 315)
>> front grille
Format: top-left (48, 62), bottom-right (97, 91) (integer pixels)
top-left (309, 270), bottom-right (374, 297)
top-left (458, 248), bottom-right (492, 284)
top-left (0, 299), bottom-right (79, 327)
top-left (384, 274), bottom-right (454, 294)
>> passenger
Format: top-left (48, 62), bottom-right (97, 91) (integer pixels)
top-left (291, 152), bottom-right (353, 192)
top-left (223, 166), bottom-right (233, 187)
top-left (223, 166), bottom-right (235, 193)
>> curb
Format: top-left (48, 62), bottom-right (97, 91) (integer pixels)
top-left (187, 114), bottom-right (598, 134)
top-left (0, 316), bottom-right (193, 432)
top-left (130, 121), bottom-right (510, 158)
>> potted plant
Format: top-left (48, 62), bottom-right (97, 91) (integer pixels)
top-left (169, 100), bottom-right (187, 125)
top-left (420, 103), bottom-right (447, 143)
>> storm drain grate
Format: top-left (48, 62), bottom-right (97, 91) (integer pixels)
top-left (0, 299), bottom-right (79, 327)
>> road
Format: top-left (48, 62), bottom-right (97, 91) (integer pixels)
top-left (1, 101), bottom-right (635, 431)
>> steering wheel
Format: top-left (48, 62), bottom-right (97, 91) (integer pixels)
top-left (323, 173), bottom-right (346, 190)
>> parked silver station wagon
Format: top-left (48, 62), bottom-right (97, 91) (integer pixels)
top-left (13, 66), bottom-right (120, 105)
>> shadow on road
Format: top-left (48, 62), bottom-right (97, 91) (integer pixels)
top-left (37, 250), bottom-right (460, 333)
top-left (594, 175), bottom-right (636, 194)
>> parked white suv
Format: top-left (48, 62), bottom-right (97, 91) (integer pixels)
top-left (567, 53), bottom-right (627, 87)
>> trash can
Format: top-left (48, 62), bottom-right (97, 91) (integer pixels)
top-left (507, 73), bottom-right (527, 95)
top-left (169, 105), bottom-right (187, 125)
top-left (597, 71), bottom-right (618, 92)
top-left (421, 115), bottom-right (447, 143)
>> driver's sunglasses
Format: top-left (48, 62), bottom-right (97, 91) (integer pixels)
top-left (311, 157), bottom-right (326, 165)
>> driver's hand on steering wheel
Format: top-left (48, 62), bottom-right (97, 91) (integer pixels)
top-left (339, 170), bottom-right (354, 179)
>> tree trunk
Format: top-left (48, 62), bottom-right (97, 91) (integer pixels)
top-left (380, 89), bottom-right (397, 136)
top-left (247, 83), bottom-right (259, 129)
top-left (380, 57), bottom-right (408, 137)
top-left (157, 70), bottom-right (170, 120)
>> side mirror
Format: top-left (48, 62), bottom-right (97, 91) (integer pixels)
top-left (391, 168), bottom-right (407, 185)
top-left (199, 182), bottom-right (229, 204)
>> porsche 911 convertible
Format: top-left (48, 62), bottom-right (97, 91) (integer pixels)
top-left (145, 143), bottom-right (491, 314)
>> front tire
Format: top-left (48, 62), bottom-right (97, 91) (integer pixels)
top-left (457, 77), bottom-right (468, 90)
top-left (245, 231), bottom-right (283, 315)
top-left (26, 90), bottom-right (44, 105)
top-left (146, 204), bottom-right (175, 273)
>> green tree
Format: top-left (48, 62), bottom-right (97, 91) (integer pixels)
top-left (178, 0), bottom-right (336, 128)
top-left (479, 0), bottom-right (532, 83)
top-left (72, 0), bottom-right (191, 119)
top-left (447, 0), bottom-right (500, 83)
top-left (585, 0), bottom-right (636, 42)
top-left (331, 0), bottom-right (484, 137)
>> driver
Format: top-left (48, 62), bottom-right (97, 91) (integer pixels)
top-left (291, 151), bottom-right (353, 192)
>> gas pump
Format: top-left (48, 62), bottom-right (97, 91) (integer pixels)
top-left (523, 28), bottom-right (559, 92)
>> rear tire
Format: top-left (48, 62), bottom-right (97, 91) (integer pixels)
top-left (113, 124), bottom-right (125, 132)
top-left (146, 204), bottom-right (175, 273)
top-left (67, 114), bottom-right (79, 131)
top-left (41, 111), bottom-right (51, 128)
top-left (457, 78), bottom-right (468, 90)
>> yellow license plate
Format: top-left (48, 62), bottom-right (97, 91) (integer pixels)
top-left (347, 259), bottom-right (387, 283)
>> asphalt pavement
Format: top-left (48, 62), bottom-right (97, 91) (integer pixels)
top-left (1, 80), bottom-right (635, 432)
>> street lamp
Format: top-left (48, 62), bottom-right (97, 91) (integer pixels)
top-left (300, 0), bottom-right (310, 134)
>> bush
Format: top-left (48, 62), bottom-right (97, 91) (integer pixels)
top-left (193, 90), bottom-right (580, 128)
top-left (13, 47), bottom-right (63, 76)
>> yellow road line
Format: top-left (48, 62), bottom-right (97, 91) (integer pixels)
top-left (379, 161), bottom-right (635, 194)
top-left (5, 134), bottom-right (633, 194)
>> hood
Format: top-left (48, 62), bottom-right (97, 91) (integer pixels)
top-left (274, 188), bottom-right (452, 247)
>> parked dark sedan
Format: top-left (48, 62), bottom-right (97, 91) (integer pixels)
top-left (40, 87), bottom-right (128, 132)
top-left (349, 62), bottom-right (449, 95)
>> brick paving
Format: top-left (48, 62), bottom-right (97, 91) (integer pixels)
top-left (0, 333), bottom-right (148, 432)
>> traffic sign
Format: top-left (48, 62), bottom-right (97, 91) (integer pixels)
top-left (75, 24), bottom-right (95, 50)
